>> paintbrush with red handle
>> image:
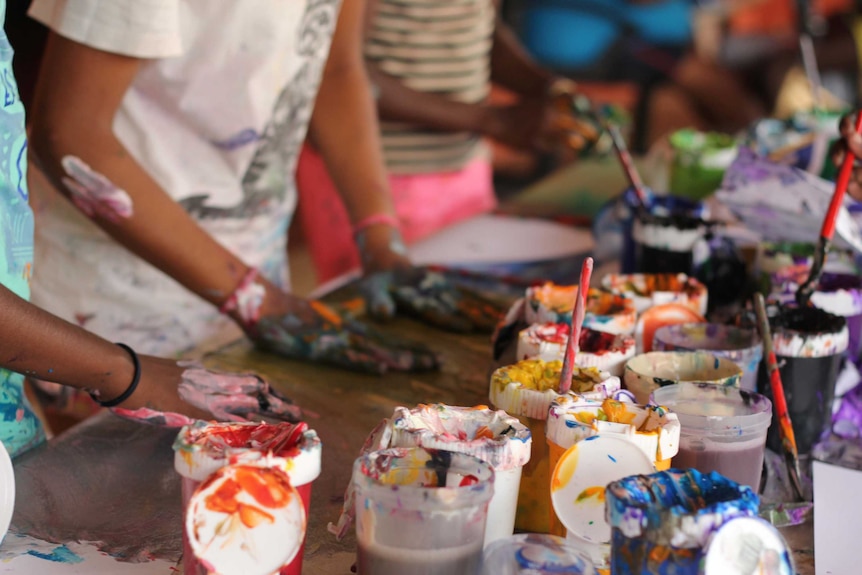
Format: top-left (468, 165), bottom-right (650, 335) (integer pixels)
top-left (559, 257), bottom-right (593, 394)
top-left (754, 293), bottom-right (805, 501)
top-left (796, 112), bottom-right (862, 305)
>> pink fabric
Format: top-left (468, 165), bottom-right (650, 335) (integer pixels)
top-left (296, 144), bottom-right (497, 282)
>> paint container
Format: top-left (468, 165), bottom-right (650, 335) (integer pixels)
top-left (634, 303), bottom-right (706, 354)
top-left (546, 396), bottom-right (680, 536)
top-left (524, 283), bottom-right (637, 335)
top-left (668, 129), bottom-right (737, 202)
top-left (652, 383), bottom-right (772, 490)
top-left (605, 469), bottom-right (759, 575)
top-left (631, 210), bottom-right (706, 275)
top-left (653, 323), bottom-right (763, 392)
top-left (601, 273), bottom-right (708, 316)
top-left (758, 306), bottom-right (848, 455)
top-left (516, 324), bottom-right (636, 376)
top-left (479, 533), bottom-right (597, 575)
top-left (352, 447), bottom-right (494, 575)
top-left (387, 404), bottom-right (531, 547)
top-left (173, 421), bottom-right (322, 575)
top-left (185, 463), bottom-right (307, 575)
top-left (550, 435), bottom-right (656, 572)
top-left (489, 359), bottom-right (622, 533)
top-left (623, 351), bottom-right (742, 404)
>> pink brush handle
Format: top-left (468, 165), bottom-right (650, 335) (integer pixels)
top-left (822, 112), bottom-right (862, 239)
top-left (559, 257), bottom-right (593, 394)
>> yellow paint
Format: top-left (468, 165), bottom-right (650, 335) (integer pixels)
top-left (601, 399), bottom-right (637, 425)
top-left (494, 359), bottom-right (606, 394)
top-left (551, 444), bottom-right (580, 493)
top-left (515, 416), bottom-right (552, 533)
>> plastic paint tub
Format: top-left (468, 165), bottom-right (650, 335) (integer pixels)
top-left (802, 273), bottom-right (862, 359)
top-left (516, 324), bottom-right (636, 376)
top-left (489, 359), bottom-right (622, 533)
top-left (601, 273), bottom-right (708, 316)
top-left (653, 323), bottom-right (763, 392)
top-left (184, 464), bottom-right (307, 575)
top-left (623, 351), bottom-right (742, 404)
top-left (387, 404), bottom-right (531, 547)
top-left (635, 303), bottom-right (706, 354)
top-left (605, 469), bottom-right (759, 575)
top-left (352, 447), bottom-right (494, 575)
top-left (757, 306), bottom-right (849, 455)
top-left (632, 211), bottom-right (706, 275)
top-left (668, 129), bottom-right (737, 201)
top-left (173, 422), bottom-right (322, 575)
top-left (546, 396), bottom-right (680, 536)
top-left (479, 533), bottom-right (597, 575)
top-left (652, 383), bottom-right (772, 490)
top-left (549, 435), bottom-right (655, 573)
top-left (524, 283), bottom-right (637, 335)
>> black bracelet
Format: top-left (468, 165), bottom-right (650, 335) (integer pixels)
top-left (91, 343), bottom-right (141, 408)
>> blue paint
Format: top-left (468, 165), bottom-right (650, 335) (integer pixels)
top-left (26, 545), bottom-right (83, 564)
top-left (608, 454), bottom-right (617, 463)
top-left (210, 128), bottom-right (261, 150)
top-left (584, 435), bottom-right (600, 441)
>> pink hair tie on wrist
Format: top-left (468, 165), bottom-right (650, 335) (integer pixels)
top-left (352, 213), bottom-right (400, 237)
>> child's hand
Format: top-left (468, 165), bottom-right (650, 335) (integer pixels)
top-left (831, 113), bottom-right (862, 202)
top-left (110, 356), bottom-right (301, 426)
top-left (253, 296), bottom-right (440, 374)
top-left (359, 266), bottom-right (503, 333)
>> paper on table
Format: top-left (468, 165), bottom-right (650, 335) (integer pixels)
top-left (0, 534), bottom-right (178, 574)
top-left (408, 214), bottom-right (593, 266)
top-left (716, 147), bottom-right (862, 252)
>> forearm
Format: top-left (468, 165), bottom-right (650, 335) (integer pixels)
top-left (29, 127), bottom-right (249, 309)
top-left (489, 19), bottom-right (554, 97)
top-left (0, 286), bottom-right (133, 397)
top-left (368, 65), bottom-right (491, 134)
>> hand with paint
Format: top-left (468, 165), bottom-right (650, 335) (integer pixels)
top-left (831, 112), bottom-right (862, 202)
top-left (251, 291), bottom-right (440, 374)
top-left (358, 265), bottom-right (504, 333)
top-left (110, 356), bottom-right (301, 426)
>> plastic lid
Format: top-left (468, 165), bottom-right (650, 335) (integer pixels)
top-left (480, 534), bottom-right (597, 575)
top-left (0, 441), bottom-right (14, 544)
top-left (701, 516), bottom-right (795, 575)
top-left (550, 435), bottom-right (654, 544)
top-left (185, 464), bottom-right (306, 575)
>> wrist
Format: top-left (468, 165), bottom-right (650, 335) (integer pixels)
top-left (356, 224), bottom-right (409, 273)
top-left (89, 343), bottom-right (141, 407)
top-left (477, 105), bottom-right (504, 139)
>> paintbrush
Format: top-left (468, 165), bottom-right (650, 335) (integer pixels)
top-left (796, 0), bottom-right (824, 111)
top-left (796, 112), bottom-right (862, 305)
top-left (754, 293), bottom-right (805, 501)
top-left (606, 123), bottom-right (649, 210)
top-left (559, 257), bottom-right (593, 394)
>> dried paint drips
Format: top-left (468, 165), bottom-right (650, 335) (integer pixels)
top-left (605, 469), bottom-right (759, 575)
top-left (60, 156), bottom-right (133, 222)
top-left (111, 407), bottom-right (198, 428)
top-left (220, 268), bottom-right (266, 329)
top-left (524, 283), bottom-right (637, 335)
top-left (177, 364), bottom-right (302, 423)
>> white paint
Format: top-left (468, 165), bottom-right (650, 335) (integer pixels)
top-left (60, 156), bottom-right (133, 222)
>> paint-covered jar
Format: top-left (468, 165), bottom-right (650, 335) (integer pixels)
top-left (173, 421), bottom-right (322, 575)
top-left (352, 447), bottom-right (494, 575)
top-left (623, 351), bottom-right (742, 404)
top-left (601, 273), bottom-right (708, 316)
top-left (653, 323), bottom-right (763, 392)
top-left (668, 129), bottom-right (737, 201)
top-left (386, 404), bottom-right (531, 547)
top-left (758, 306), bottom-right (849, 455)
top-left (524, 283), bottom-right (637, 335)
top-left (632, 210), bottom-right (706, 275)
top-left (545, 396), bottom-right (680, 536)
top-left (605, 469), bottom-right (759, 575)
top-left (516, 324), bottom-right (636, 376)
top-left (489, 359), bottom-right (621, 532)
top-left (652, 383), bottom-right (772, 490)
top-left (479, 533), bottom-right (597, 575)
top-left (184, 463), bottom-right (307, 575)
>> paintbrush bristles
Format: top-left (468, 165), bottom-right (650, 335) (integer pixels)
top-left (558, 257), bottom-right (594, 394)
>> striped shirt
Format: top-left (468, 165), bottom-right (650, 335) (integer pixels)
top-left (366, 0), bottom-right (494, 174)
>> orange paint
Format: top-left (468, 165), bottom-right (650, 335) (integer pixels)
top-left (575, 486), bottom-right (606, 503)
top-left (638, 304), bottom-right (705, 353)
top-left (474, 426), bottom-right (494, 440)
top-left (310, 300), bottom-right (343, 327)
top-left (551, 446), bottom-right (579, 492)
top-left (204, 467), bottom-right (294, 529)
top-left (601, 399), bottom-right (637, 425)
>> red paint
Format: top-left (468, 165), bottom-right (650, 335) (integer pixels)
top-left (203, 467), bottom-right (293, 529)
top-left (559, 258), bottom-right (594, 393)
top-left (822, 112), bottom-right (862, 239)
top-left (459, 475), bottom-right (479, 487)
top-left (767, 351), bottom-right (799, 454)
top-left (579, 328), bottom-right (617, 353)
top-left (194, 422), bottom-right (308, 457)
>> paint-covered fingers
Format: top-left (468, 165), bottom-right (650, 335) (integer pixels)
top-left (454, 290), bottom-right (506, 333)
top-left (346, 323), bottom-right (442, 372)
top-left (358, 272), bottom-right (397, 322)
top-left (832, 112), bottom-right (862, 202)
top-left (177, 367), bottom-right (303, 422)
